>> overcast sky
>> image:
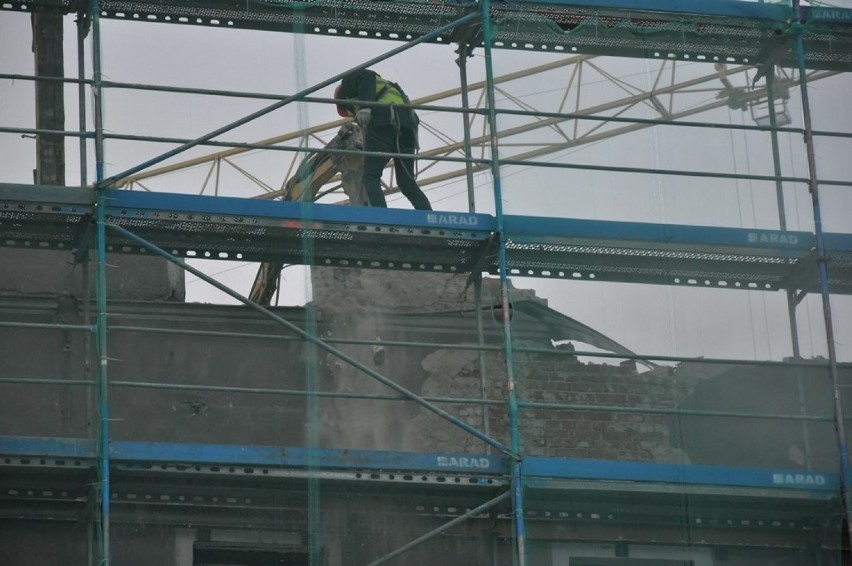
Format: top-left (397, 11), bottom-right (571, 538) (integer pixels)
top-left (1, 10), bottom-right (850, 363)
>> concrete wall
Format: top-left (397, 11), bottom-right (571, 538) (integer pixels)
top-left (0, 248), bottom-right (185, 301)
top-left (1, 263), bottom-right (842, 463)
top-left (0, 264), bottom-right (845, 566)
top-left (0, 299), bottom-right (308, 445)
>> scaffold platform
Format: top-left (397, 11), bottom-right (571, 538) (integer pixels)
top-left (4, 0), bottom-right (852, 70)
top-left (0, 435), bottom-right (839, 534)
top-left (2, 184), bottom-right (850, 295)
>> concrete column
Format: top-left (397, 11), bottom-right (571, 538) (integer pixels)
top-left (32, 12), bottom-right (65, 186)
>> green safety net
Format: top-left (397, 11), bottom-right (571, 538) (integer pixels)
top-left (0, 2), bottom-right (851, 565)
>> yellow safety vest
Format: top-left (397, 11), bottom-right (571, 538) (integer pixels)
top-left (375, 75), bottom-right (408, 106)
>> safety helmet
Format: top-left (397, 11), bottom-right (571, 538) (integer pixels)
top-left (334, 84), bottom-right (351, 118)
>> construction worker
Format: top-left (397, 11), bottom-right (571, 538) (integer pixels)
top-left (334, 69), bottom-right (432, 210)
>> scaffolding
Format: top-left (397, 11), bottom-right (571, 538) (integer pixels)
top-left (2, 1), bottom-right (852, 565)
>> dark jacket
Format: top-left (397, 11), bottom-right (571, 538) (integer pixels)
top-left (337, 69), bottom-right (418, 130)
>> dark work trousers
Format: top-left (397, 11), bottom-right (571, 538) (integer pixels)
top-left (361, 124), bottom-right (432, 210)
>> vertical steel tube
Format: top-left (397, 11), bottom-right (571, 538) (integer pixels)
top-left (76, 6), bottom-right (88, 187)
top-left (83, 258), bottom-right (94, 436)
top-left (768, 69), bottom-right (810, 465)
top-left (294, 20), bottom-right (321, 562)
top-left (457, 42), bottom-right (492, 452)
top-left (90, 1), bottom-right (110, 564)
top-left (481, 1), bottom-right (526, 563)
top-left (305, 303), bottom-right (320, 566)
top-left (91, 2), bottom-right (105, 183)
top-left (766, 70), bottom-right (788, 232)
top-left (491, 530), bottom-right (499, 566)
top-left (457, 43), bottom-right (478, 213)
top-left (95, 156), bottom-right (111, 566)
top-left (786, 292), bottom-right (802, 360)
top-left (792, 4), bottom-right (852, 549)
top-left (474, 277), bottom-right (492, 453)
top-left (78, 3), bottom-right (95, 463)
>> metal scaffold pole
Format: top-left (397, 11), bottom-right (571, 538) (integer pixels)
top-left (456, 38), bottom-right (494, 453)
top-left (76, 4), bottom-right (89, 187)
top-left (90, 1), bottom-right (111, 563)
top-left (791, 0), bottom-right (852, 551)
top-left (481, 0), bottom-right (526, 563)
top-left (767, 66), bottom-right (813, 468)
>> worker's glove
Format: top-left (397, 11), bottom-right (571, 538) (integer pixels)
top-left (355, 108), bottom-right (372, 127)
